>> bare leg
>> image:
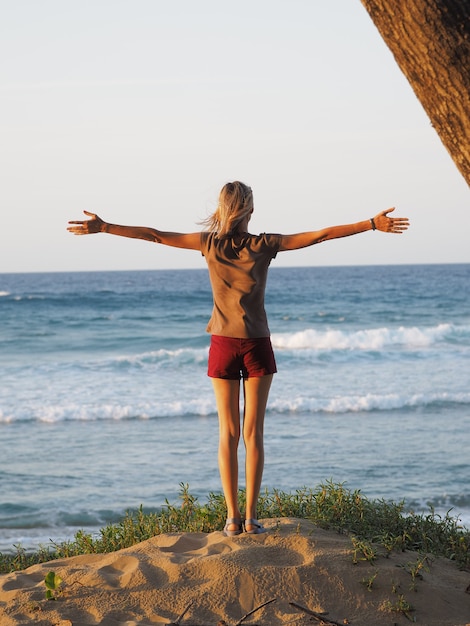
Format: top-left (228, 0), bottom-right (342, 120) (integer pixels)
top-left (242, 374), bottom-right (273, 530)
top-left (211, 378), bottom-right (242, 531)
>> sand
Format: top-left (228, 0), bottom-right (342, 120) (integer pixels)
top-left (0, 518), bottom-right (469, 626)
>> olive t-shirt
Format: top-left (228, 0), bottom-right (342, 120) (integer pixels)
top-left (200, 231), bottom-right (282, 338)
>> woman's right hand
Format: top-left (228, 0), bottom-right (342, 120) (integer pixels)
top-left (67, 211), bottom-right (105, 235)
top-left (372, 208), bottom-right (409, 234)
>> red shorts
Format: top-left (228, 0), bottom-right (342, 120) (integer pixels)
top-left (208, 335), bottom-right (277, 379)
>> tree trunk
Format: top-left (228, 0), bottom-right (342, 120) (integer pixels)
top-left (359, 0), bottom-right (470, 186)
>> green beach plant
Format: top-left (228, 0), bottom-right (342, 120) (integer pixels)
top-left (351, 536), bottom-right (378, 564)
top-left (44, 571), bottom-right (63, 600)
top-left (0, 481), bottom-right (468, 574)
top-left (360, 570), bottom-right (378, 591)
top-left (382, 594), bottom-right (416, 622)
top-left (402, 555), bottom-right (432, 591)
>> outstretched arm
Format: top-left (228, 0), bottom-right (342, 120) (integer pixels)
top-left (279, 208), bottom-right (409, 251)
top-left (67, 211), bottom-right (201, 250)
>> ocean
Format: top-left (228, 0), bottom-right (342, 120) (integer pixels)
top-left (0, 264), bottom-right (469, 553)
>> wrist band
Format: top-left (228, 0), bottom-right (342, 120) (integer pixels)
top-left (370, 218), bottom-right (376, 231)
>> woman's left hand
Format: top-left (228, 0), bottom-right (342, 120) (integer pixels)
top-left (373, 208), bottom-right (409, 233)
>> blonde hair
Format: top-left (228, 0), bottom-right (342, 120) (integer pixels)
top-left (202, 181), bottom-right (253, 237)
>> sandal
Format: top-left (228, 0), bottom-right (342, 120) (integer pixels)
top-left (244, 518), bottom-right (266, 534)
top-left (223, 517), bottom-right (243, 536)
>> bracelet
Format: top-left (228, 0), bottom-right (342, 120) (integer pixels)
top-left (370, 218), bottom-right (376, 231)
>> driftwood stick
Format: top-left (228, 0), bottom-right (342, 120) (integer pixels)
top-left (168, 600), bottom-right (194, 625)
top-left (289, 601), bottom-right (345, 626)
top-left (234, 597), bottom-right (277, 626)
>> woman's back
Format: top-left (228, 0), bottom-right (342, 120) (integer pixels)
top-left (200, 232), bottom-right (281, 338)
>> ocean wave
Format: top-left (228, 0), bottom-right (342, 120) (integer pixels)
top-left (111, 347), bottom-right (209, 368)
top-left (407, 492), bottom-right (470, 516)
top-left (269, 390), bottom-right (470, 414)
top-left (3, 347), bottom-right (210, 374)
top-left (271, 323), bottom-right (470, 352)
top-left (0, 397), bottom-right (217, 423)
top-left (0, 291), bottom-right (10, 297)
top-left (10, 294), bottom-right (48, 301)
top-left (2, 391), bottom-right (470, 423)
top-left (8, 323), bottom-right (467, 377)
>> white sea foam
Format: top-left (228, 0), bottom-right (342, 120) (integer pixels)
top-left (0, 290), bottom-right (10, 297)
top-left (0, 396), bottom-right (217, 423)
top-left (2, 390), bottom-right (470, 423)
top-left (271, 323), bottom-right (464, 352)
top-left (112, 347), bottom-right (209, 367)
top-left (46, 323), bottom-right (466, 375)
top-left (269, 390), bottom-right (470, 414)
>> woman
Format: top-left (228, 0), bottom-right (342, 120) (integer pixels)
top-left (68, 181), bottom-right (409, 535)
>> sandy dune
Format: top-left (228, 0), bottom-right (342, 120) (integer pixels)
top-left (0, 518), bottom-right (469, 625)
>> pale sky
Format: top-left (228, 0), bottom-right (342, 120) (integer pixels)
top-left (1, 0), bottom-right (468, 273)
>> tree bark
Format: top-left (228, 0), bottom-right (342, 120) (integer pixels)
top-left (359, 0), bottom-right (470, 186)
